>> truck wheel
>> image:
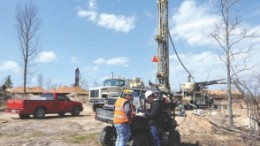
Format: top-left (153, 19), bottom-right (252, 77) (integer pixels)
top-left (100, 126), bottom-right (115, 146)
top-left (19, 114), bottom-right (30, 119)
top-left (169, 130), bottom-right (181, 146)
top-left (129, 134), bottom-right (149, 146)
top-left (71, 106), bottom-right (80, 116)
top-left (58, 113), bottom-right (65, 116)
top-left (92, 105), bottom-right (97, 112)
top-left (33, 107), bottom-right (45, 119)
top-left (208, 99), bottom-right (214, 108)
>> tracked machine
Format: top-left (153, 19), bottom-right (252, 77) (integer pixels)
top-left (95, 0), bottom-right (181, 145)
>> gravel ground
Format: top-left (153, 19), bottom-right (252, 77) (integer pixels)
top-left (0, 103), bottom-right (258, 146)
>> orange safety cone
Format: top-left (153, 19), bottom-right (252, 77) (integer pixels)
top-left (152, 56), bottom-right (159, 62)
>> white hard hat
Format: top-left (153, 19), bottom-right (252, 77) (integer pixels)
top-left (145, 90), bottom-right (154, 99)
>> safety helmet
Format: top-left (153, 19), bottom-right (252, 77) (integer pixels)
top-left (123, 89), bottom-right (132, 96)
top-left (145, 90), bottom-right (154, 99)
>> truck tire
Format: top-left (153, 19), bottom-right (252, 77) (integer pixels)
top-left (58, 113), bottom-right (65, 116)
top-left (33, 107), bottom-right (45, 119)
top-left (19, 114), bottom-right (30, 119)
top-left (92, 104), bottom-right (98, 112)
top-left (169, 130), bottom-right (181, 146)
top-left (71, 106), bottom-right (80, 116)
top-left (129, 134), bottom-right (149, 146)
top-left (207, 99), bottom-right (214, 108)
top-left (100, 126), bottom-right (115, 146)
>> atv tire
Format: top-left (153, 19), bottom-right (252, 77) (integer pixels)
top-left (129, 134), bottom-right (149, 146)
top-left (169, 130), bottom-right (181, 146)
top-left (100, 126), bottom-right (115, 146)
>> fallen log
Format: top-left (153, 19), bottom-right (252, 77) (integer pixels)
top-left (206, 118), bottom-right (260, 141)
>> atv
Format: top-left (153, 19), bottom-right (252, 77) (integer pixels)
top-left (95, 88), bottom-right (181, 146)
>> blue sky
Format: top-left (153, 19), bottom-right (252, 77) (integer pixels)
top-left (0, 0), bottom-right (259, 90)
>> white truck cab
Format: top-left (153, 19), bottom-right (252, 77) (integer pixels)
top-left (89, 77), bottom-right (144, 112)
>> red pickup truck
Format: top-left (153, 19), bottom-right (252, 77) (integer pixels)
top-left (6, 92), bottom-right (83, 119)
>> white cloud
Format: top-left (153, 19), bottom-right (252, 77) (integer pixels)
top-left (88, 0), bottom-right (97, 9)
top-left (0, 60), bottom-right (21, 74)
top-left (98, 13), bottom-right (135, 32)
top-left (76, 0), bottom-right (97, 22)
top-left (169, 51), bottom-right (224, 83)
top-left (76, 0), bottom-right (135, 33)
top-left (94, 58), bottom-right (106, 65)
top-left (106, 57), bottom-right (129, 67)
top-left (77, 8), bottom-right (97, 22)
top-left (170, 1), bottom-right (219, 46)
top-left (170, 0), bottom-right (260, 48)
top-left (37, 51), bottom-right (57, 63)
top-left (93, 57), bottom-right (129, 67)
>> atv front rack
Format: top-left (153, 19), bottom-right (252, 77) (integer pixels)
top-left (95, 108), bottom-right (114, 124)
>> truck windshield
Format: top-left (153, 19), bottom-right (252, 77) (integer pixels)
top-left (103, 79), bottom-right (125, 87)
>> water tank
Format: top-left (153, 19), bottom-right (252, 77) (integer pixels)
top-left (182, 82), bottom-right (195, 93)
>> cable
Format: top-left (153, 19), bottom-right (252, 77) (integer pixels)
top-left (168, 29), bottom-right (195, 82)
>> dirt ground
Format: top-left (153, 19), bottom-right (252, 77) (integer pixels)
top-left (0, 102), bottom-right (259, 146)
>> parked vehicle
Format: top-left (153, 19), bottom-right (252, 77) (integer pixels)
top-left (6, 92), bottom-right (83, 119)
top-left (89, 77), bottom-right (145, 112)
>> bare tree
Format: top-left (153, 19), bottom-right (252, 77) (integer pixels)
top-left (233, 72), bottom-right (260, 136)
top-left (37, 73), bottom-right (43, 87)
top-left (80, 79), bottom-right (89, 90)
top-left (45, 77), bottom-right (52, 90)
top-left (93, 81), bottom-right (99, 87)
top-left (16, 2), bottom-right (41, 94)
top-left (211, 0), bottom-right (256, 127)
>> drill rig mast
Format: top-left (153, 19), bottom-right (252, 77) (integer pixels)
top-left (155, 0), bottom-right (170, 92)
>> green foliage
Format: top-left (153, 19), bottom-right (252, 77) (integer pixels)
top-left (4, 75), bottom-right (13, 88)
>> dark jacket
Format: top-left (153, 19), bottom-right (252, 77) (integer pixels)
top-left (146, 100), bottom-right (163, 126)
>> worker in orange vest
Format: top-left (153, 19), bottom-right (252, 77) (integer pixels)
top-left (113, 89), bottom-right (134, 146)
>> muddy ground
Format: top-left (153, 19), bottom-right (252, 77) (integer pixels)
top-left (0, 102), bottom-right (259, 146)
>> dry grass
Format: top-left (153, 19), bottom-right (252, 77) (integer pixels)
top-left (65, 132), bottom-right (99, 144)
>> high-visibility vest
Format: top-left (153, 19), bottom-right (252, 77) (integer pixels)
top-left (113, 98), bottom-right (133, 124)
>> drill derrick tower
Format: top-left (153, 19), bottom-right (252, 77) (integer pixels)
top-left (74, 68), bottom-right (80, 87)
top-left (155, 0), bottom-right (170, 92)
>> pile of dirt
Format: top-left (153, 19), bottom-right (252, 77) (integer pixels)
top-left (174, 104), bottom-right (260, 146)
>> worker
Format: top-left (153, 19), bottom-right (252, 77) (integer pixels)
top-left (113, 89), bottom-right (134, 146)
top-left (177, 101), bottom-right (186, 117)
top-left (145, 90), bottom-right (163, 146)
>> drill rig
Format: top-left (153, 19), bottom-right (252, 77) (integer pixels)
top-left (149, 0), bottom-right (171, 93)
top-left (154, 1), bottom-right (225, 108)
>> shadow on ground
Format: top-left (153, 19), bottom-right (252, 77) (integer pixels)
top-left (180, 142), bottom-right (199, 146)
top-left (11, 114), bottom-right (92, 120)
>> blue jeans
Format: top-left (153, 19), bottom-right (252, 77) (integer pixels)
top-left (149, 125), bottom-right (160, 146)
top-left (115, 123), bottom-right (130, 146)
